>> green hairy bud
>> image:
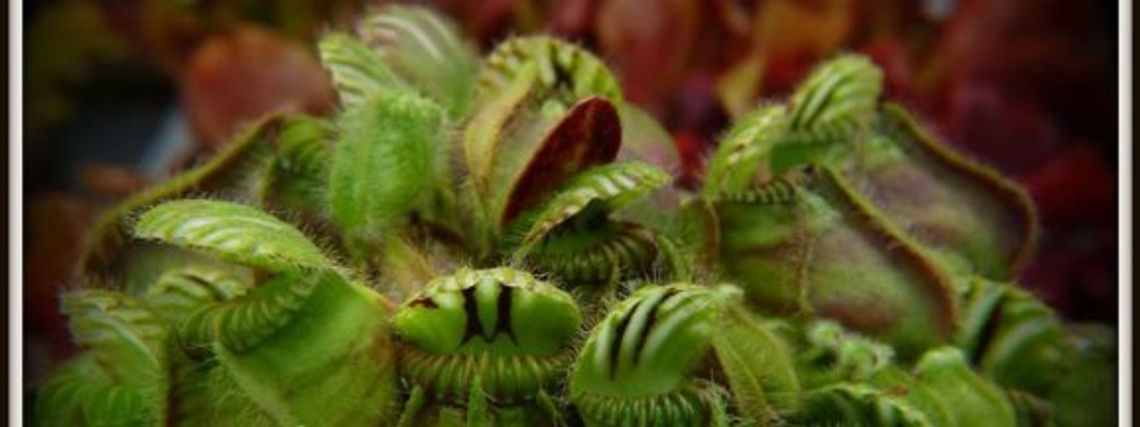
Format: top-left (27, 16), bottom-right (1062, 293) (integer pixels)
top-left (329, 89), bottom-right (443, 250)
top-left (34, 5), bottom-right (1112, 427)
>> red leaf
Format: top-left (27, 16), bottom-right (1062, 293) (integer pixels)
top-left (502, 97), bottom-right (621, 224)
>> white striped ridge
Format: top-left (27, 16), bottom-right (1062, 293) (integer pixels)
top-left (133, 199), bottom-right (332, 272)
top-left (788, 54), bottom-right (882, 131)
top-left (178, 271), bottom-right (321, 354)
top-left (704, 105), bottom-right (789, 196)
top-left (62, 290), bottom-right (166, 369)
top-left (720, 178), bottom-right (800, 205)
top-left (358, 5), bottom-right (467, 67)
top-left (318, 33), bottom-right (407, 109)
top-left (144, 267), bottom-right (251, 322)
top-left (583, 285), bottom-right (720, 383)
top-left (515, 162), bottom-right (670, 249)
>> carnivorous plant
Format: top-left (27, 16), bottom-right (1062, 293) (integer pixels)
top-left (34, 5), bottom-right (1114, 427)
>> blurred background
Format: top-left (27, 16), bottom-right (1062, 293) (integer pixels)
top-left (23, 0), bottom-right (1119, 382)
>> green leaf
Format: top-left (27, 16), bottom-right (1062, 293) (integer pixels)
top-left (116, 243), bottom-right (252, 300)
top-left (462, 62), bottom-right (537, 204)
top-left (1050, 324), bottom-right (1116, 427)
top-left (570, 285), bottom-right (738, 427)
top-left (178, 273), bottom-right (400, 426)
top-left (571, 285), bottom-right (731, 397)
top-left (716, 166), bottom-right (957, 358)
top-left (318, 32), bottom-right (410, 109)
top-left (703, 105), bottom-right (788, 197)
top-left (711, 306), bottom-right (801, 423)
top-left (78, 115), bottom-right (283, 277)
top-left (42, 291), bottom-right (170, 426)
top-left (706, 55), bottom-right (881, 198)
top-left (133, 199), bottom-right (333, 272)
top-left (328, 88), bottom-right (444, 247)
top-left (521, 220), bottom-right (661, 288)
top-left (855, 103), bottom-right (1039, 278)
top-left (787, 54), bottom-right (882, 132)
top-left (712, 54), bottom-right (880, 185)
top-left (258, 115), bottom-right (335, 222)
top-left (955, 278), bottom-right (1070, 396)
top-left (178, 271), bottom-right (320, 355)
top-left (62, 290), bottom-right (167, 387)
top-left (357, 4), bottom-right (480, 117)
top-left (796, 347), bottom-right (1013, 427)
top-left (34, 355), bottom-right (155, 427)
top-left (510, 161), bottom-right (670, 254)
top-left (143, 263), bottom-right (253, 324)
top-left (908, 348), bottom-right (1017, 427)
top-left (954, 277), bottom-right (1105, 425)
top-left (795, 382), bottom-right (935, 426)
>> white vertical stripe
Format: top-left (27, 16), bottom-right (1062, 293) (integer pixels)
top-left (372, 16), bottom-right (445, 63)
